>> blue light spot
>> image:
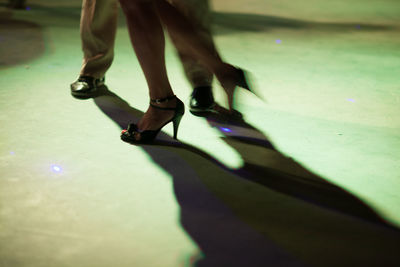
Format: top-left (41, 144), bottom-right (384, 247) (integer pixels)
top-left (355, 25), bottom-right (361, 29)
top-left (10, 151), bottom-right (15, 155)
top-left (220, 127), bottom-right (232, 133)
top-left (276, 39), bottom-right (282, 44)
top-left (26, 6), bottom-right (31, 10)
top-left (347, 98), bottom-right (355, 103)
top-left (51, 165), bottom-right (62, 173)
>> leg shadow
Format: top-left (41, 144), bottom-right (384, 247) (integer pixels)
top-left (203, 106), bottom-right (388, 225)
top-left (93, 86), bottom-right (400, 267)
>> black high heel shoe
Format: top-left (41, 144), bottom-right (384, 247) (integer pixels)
top-left (217, 66), bottom-right (256, 110)
top-left (121, 95), bottom-right (185, 144)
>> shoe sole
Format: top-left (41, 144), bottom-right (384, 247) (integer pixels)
top-left (71, 91), bottom-right (97, 99)
top-left (189, 110), bottom-right (218, 117)
top-left (70, 83), bottom-right (105, 99)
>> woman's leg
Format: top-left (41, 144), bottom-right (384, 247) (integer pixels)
top-left (119, 0), bottom-right (177, 131)
top-left (155, 0), bottom-right (223, 73)
top-left (154, 0), bottom-right (247, 109)
top-left (169, 0), bottom-right (214, 88)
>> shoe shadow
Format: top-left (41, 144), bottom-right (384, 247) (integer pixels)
top-left (93, 86), bottom-right (400, 267)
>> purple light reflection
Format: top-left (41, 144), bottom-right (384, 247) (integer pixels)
top-left (220, 127), bottom-right (232, 133)
top-left (51, 165), bottom-right (62, 173)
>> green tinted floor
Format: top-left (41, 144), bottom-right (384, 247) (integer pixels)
top-left (1, 0), bottom-right (400, 266)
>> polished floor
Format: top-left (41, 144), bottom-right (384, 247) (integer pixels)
top-left (1, 0), bottom-right (400, 266)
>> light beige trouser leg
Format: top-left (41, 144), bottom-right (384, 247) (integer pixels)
top-left (79, 0), bottom-right (119, 79)
top-left (169, 0), bottom-right (215, 88)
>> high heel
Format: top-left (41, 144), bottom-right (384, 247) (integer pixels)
top-left (235, 67), bottom-right (251, 91)
top-left (217, 65), bottom-right (256, 110)
top-left (121, 95), bottom-right (185, 144)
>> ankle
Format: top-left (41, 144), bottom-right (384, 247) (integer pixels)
top-left (150, 94), bottom-right (176, 104)
top-left (150, 95), bottom-right (178, 109)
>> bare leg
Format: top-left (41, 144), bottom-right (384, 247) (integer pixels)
top-left (154, 0), bottom-right (225, 73)
top-left (153, 0), bottom-right (246, 109)
top-left (169, 0), bottom-right (214, 88)
top-left (119, 0), bottom-right (251, 134)
top-left (119, 0), bottom-right (177, 131)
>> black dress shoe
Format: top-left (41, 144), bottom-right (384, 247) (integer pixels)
top-left (189, 86), bottom-right (216, 116)
top-left (70, 76), bottom-right (105, 99)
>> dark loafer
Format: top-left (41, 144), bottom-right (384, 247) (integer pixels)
top-left (189, 86), bottom-right (216, 116)
top-left (70, 76), bottom-right (105, 99)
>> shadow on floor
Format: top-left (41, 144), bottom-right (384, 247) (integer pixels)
top-left (0, 14), bottom-right (45, 68)
top-left (0, 3), bottom-right (394, 67)
top-left (211, 12), bottom-right (395, 34)
top-left (90, 86), bottom-right (400, 267)
top-left (1, 2), bottom-right (395, 32)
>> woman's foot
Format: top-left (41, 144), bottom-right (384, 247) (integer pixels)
top-left (136, 97), bottom-right (177, 132)
top-left (215, 63), bottom-right (252, 110)
top-left (121, 95), bottom-right (185, 143)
